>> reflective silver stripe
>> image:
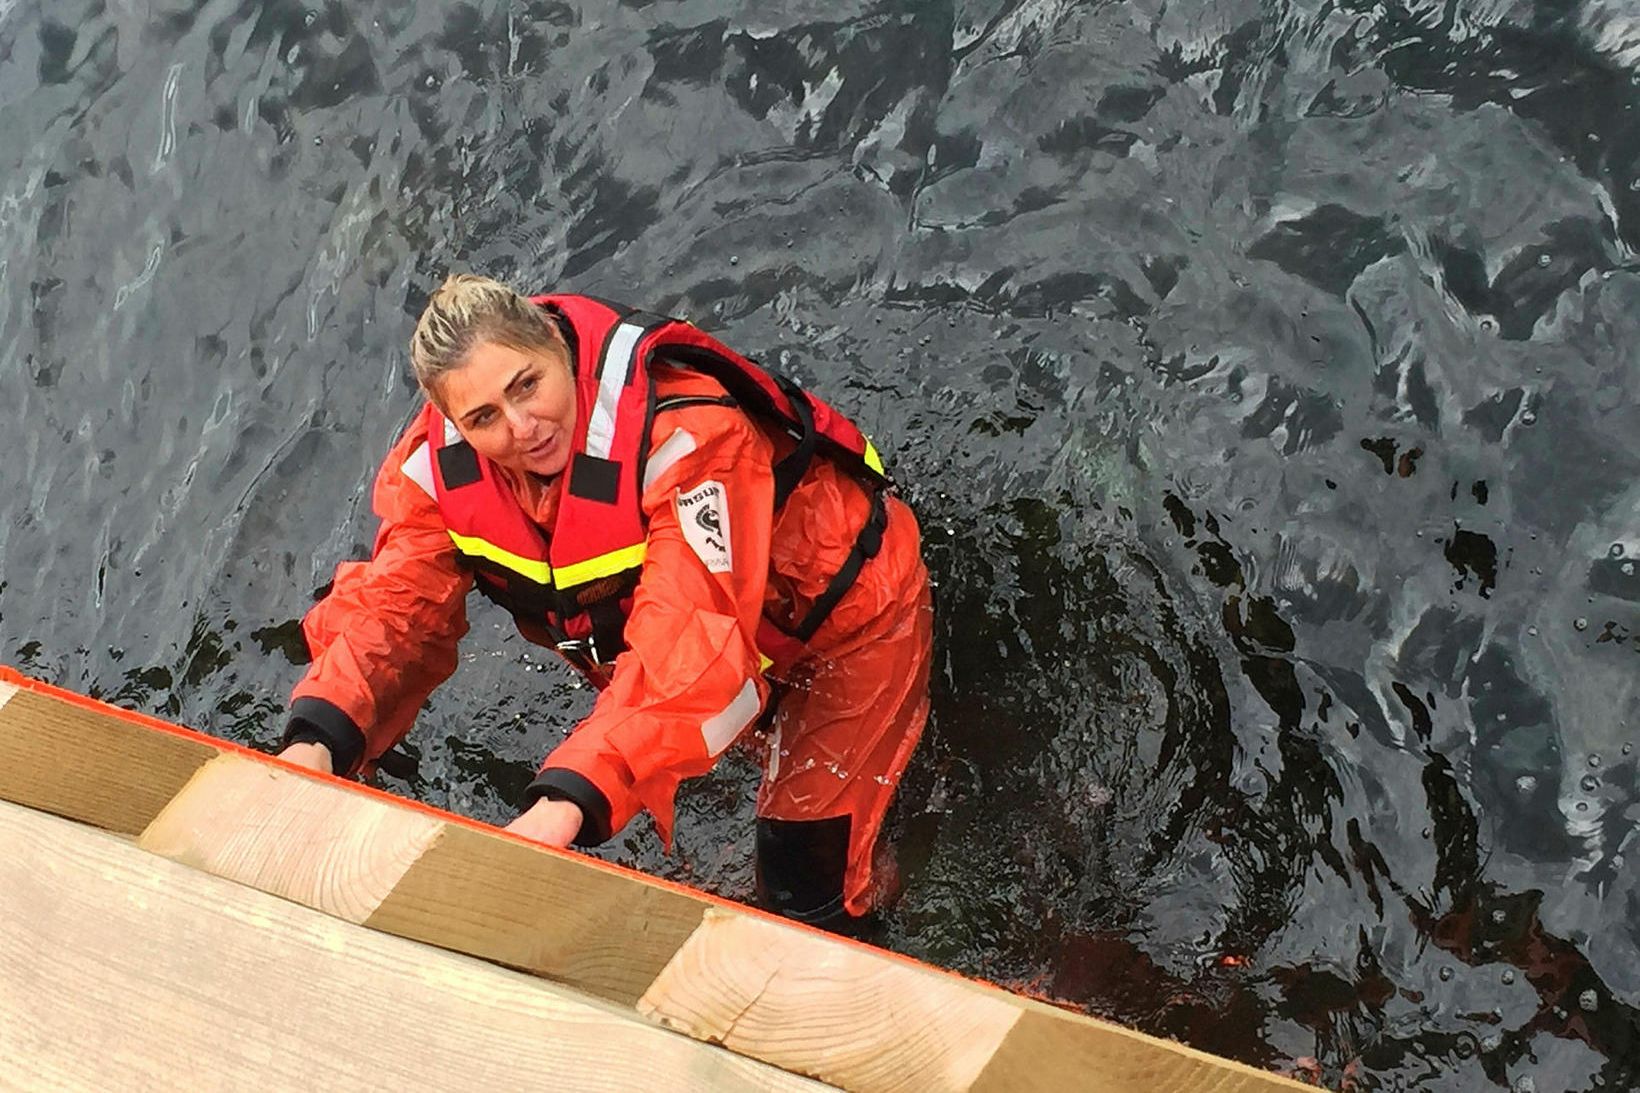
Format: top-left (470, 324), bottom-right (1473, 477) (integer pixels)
top-left (642, 427), bottom-right (698, 492)
top-left (441, 413), bottom-right (461, 446)
top-left (401, 441), bottom-right (435, 498)
top-left (585, 321), bottom-right (645, 460)
top-left (701, 679), bottom-right (760, 757)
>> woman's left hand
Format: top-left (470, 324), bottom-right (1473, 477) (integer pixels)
top-left (503, 796), bottom-right (585, 847)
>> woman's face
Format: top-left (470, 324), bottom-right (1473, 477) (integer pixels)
top-left (434, 337), bottom-right (578, 478)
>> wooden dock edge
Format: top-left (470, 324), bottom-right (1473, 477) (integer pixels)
top-left (0, 667), bottom-right (1320, 1093)
top-left (0, 798), bottom-right (827, 1092)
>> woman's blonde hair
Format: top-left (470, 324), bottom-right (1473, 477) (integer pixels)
top-left (410, 274), bottom-right (564, 396)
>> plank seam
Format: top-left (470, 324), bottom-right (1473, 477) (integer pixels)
top-left (136, 752), bottom-right (231, 843)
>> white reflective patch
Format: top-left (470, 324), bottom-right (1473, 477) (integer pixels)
top-left (441, 413), bottom-right (461, 446)
top-left (401, 441), bottom-right (435, 498)
top-left (642, 427), bottom-right (698, 492)
top-left (701, 679), bottom-right (760, 757)
top-left (586, 321), bottom-right (645, 459)
top-left (676, 479), bottom-right (732, 573)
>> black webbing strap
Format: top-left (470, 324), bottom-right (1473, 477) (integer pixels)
top-left (790, 488), bottom-right (888, 643)
top-left (770, 375), bottom-right (817, 510)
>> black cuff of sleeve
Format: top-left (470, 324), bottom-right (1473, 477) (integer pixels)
top-left (281, 697), bottom-right (367, 777)
top-left (523, 769), bottom-right (614, 847)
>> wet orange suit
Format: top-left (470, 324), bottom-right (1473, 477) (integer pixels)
top-left (284, 338), bottom-right (932, 922)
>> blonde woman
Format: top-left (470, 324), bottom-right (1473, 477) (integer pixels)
top-left (278, 275), bottom-right (932, 930)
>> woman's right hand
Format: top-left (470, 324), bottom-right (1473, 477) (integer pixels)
top-left (277, 740), bottom-right (335, 775)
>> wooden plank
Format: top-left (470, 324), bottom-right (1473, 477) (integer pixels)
top-left (368, 821), bottom-right (708, 1006)
top-left (0, 686), bottom-right (216, 835)
top-left (0, 799), bottom-right (829, 1093)
top-left (131, 745), bottom-right (708, 997)
top-left (971, 998), bottom-right (1307, 1093)
top-left (0, 672), bottom-right (1316, 1093)
top-left (140, 753), bottom-right (445, 923)
top-left (639, 908), bottom-right (1023, 1091)
top-left (135, 751), bottom-right (709, 1003)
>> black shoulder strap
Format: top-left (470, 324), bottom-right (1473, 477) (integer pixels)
top-left (789, 489), bottom-right (888, 642)
top-left (770, 375), bottom-right (817, 510)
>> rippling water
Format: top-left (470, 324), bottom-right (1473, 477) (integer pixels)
top-left (6, 1), bottom-right (1640, 1086)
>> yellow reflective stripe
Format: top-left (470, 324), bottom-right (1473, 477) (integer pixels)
top-left (863, 439), bottom-right (885, 477)
top-left (552, 542), bottom-right (648, 589)
top-left (447, 530), bottom-right (554, 584)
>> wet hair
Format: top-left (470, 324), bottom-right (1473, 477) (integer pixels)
top-left (409, 273), bottom-right (564, 399)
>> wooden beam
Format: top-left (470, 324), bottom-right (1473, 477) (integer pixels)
top-left (367, 819), bottom-right (707, 1006)
top-left (0, 680), bottom-right (216, 834)
top-left (0, 799), bottom-right (828, 1092)
top-left (638, 908), bottom-right (1022, 1091)
top-left (139, 751), bottom-right (710, 1006)
top-left (0, 669), bottom-right (1319, 1092)
top-left (141, 754), bottom-right (447, 924)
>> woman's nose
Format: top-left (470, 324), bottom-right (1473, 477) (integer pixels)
top-left (504, 403), bottom-right (533, 438)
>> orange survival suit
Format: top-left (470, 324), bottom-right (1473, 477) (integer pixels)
top-left (283, 295), bottom-right (933, 923)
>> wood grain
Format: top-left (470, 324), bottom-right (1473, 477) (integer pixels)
top-left (0, 687), bottom-right (215, 835)
top-left (139, 753), bottom-right (444, 923)
top-left (0, 800), bottom-right (829, 1093)
top-left (639, 908), bottom-right (1023, 1092)
top-left (368, 821), bottom-right (709, 1006)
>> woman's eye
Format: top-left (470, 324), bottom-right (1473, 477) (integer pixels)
top-left (519, 375), bottom-right (538, 394)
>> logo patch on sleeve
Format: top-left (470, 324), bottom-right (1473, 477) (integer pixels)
top-left (676, 479), bottom-right (733, 573)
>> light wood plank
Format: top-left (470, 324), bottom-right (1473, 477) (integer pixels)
top-left (0, 687), bottom-right (216, 834)
top-left (140, 753), bottom-right (444, 923)
top-left (971, 997), bottom-right (1313, 1093)
top-left (639, 909), bottom-right (1023, 1092)
top-left (368, 821), bottom-right (708, 1006)
top-left (138, 751), bottom-right (710, 1007)
top-left (0, 800), bottom-right (829, 1093)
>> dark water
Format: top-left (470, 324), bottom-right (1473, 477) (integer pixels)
top-left (6, 0), bottom-right (1640, 1087)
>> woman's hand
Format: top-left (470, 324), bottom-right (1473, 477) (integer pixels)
top-left (277, 741), bottom-right (335, 774)
top-left (503, 796), bottom-right (584, 848)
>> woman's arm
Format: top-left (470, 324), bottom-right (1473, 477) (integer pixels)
top-left (521, 404), bottom-right (778, 846)
top-left (279, 422), bottom-right (474, 776)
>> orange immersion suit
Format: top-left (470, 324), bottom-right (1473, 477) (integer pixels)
top-left (284, 300), bottom-right (933, 922)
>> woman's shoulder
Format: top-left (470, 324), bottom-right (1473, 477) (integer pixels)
top-left (652, 361), bottom-right (731, 402)
top-left (643, 364), bottom-right (772, 493)
top-left (370, 402), bottom-right (445, 523)
top-left (650, 364), bottom-right (759, 440)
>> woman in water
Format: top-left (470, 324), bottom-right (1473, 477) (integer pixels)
top-left (277, 274), bottom-right (932, 929)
